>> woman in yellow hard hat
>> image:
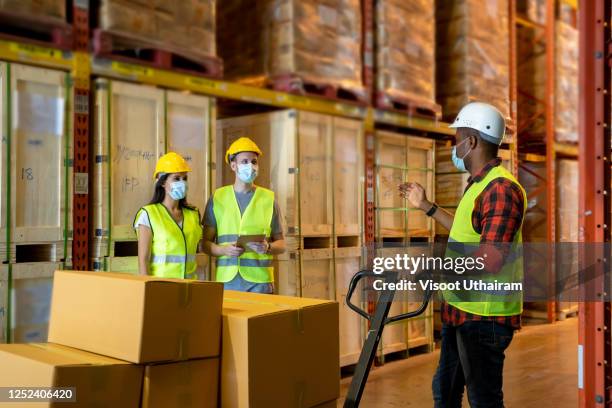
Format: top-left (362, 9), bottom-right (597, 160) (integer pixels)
top-left (133, 152), bottom-right (203, 279)
top-left (202, 137), bottom-right (286, 293)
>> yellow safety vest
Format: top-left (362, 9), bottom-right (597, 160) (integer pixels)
top-left (135, 203), bottom-right (202, 279)
top-left (212, 185), bottom-right (274, 283)
top-left (443, 164), bottom-right (527, 316)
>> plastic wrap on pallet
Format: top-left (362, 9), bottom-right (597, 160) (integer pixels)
top-left (518, 161), bottom-right (547, 242)
top-left (375, 0), bottom-right (435, 106)
top-left (556, 159), bottom-right (578, 242)
top-left (555, 21), bottom-right (578, 144)
top-left (435, 0), bottom-right (510, 123)
top-left (517, 25), bottom-right (546, 140)
top-left (218, 0), bottom-right (364, 96)
top-left (0, 0), bottom-right (66, 20)
top-left (99, 0), bottom-right (157, 39)
top-left (517, 0), bottom-right (545, 24)
top-left (98, 0), bottom-right (217, 58)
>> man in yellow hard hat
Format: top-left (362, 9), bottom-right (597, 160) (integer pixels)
top-left (133, 152), bottom-right (203, 278)
top-left (202, 137), bottom-right (286, 293)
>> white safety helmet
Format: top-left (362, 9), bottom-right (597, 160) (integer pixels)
top-left (448, 102), bottom-right (506, 145)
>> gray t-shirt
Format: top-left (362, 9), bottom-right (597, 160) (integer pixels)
top-left (203, 188), bottom-right (284, 240)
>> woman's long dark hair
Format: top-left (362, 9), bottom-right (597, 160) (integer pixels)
top-left (149, 173), bottom-right (196, 210)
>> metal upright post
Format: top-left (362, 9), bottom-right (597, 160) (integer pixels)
top-left (71, 0), bottom-right (91, 270)
top-left (578, 0), bottom-right (611, 406)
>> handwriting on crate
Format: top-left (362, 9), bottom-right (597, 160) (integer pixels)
top-left (114, 145), bottom-right (155, 163)
top-left (122, 177), bottom-right (140, 192)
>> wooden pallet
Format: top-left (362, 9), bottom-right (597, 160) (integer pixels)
top-left (335, 235), bottom-right (362, 248)
top-left (376, 91), bottom-right (442, 120)
top-left (91, 238), bottom-right (138, 259)
top-left (93, 29), bottom-right (222, 78)
top-left (0, 9), bottom-right (72, 50)
top-left (268, 75), bottom-right (368, 105)
top-left (1, 241), bottom-right (70, 264)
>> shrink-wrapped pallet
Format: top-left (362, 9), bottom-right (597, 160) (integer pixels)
top-left (98, 0), bottom-right (216, 58)
top-left (517, 25), bottom-right (546, 140)
top-left (555, 21), bottom-right (578, 144)
top-left (0, 0), bottom-right (66, 20)
top-left (517, 0), bottom-right (545, 25)
top-left (436, 0), bottom-right (510, 124)
top-left (375, 0), bottom-right (435, 107)
top-left (218, 0), bottom-right (363, 96)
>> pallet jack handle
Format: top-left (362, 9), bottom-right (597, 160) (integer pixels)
top-left (343, 270), bottom-right (433, 408)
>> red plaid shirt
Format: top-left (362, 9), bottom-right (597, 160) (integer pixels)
top-left (441, 158), bottom-right (525, 330)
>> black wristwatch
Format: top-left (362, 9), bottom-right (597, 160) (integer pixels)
top-left (426, 203), bottom-right (438, 217)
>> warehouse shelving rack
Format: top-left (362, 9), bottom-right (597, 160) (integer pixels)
top-left (514, 0), bottom-right (581, 323)
top-left (0, 5), bottom-right (453, 273)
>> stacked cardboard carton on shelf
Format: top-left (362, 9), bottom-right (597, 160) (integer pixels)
top-left (0, 271), bottom-right (340, 407)
top-left (218, 0), bottom-right (364, 99)
top-left (436, 0), bottom-right (511, 136)
top-left (0, 0), bottom-right (66, 20)
top-left (517, 23), bottom-right (546, 142)
top-left (555, 21), bottom-right (578, 144)
top-left (517, 0), bottom-right (546, 25)
top-left (556, 160), bottom-right (579, 317)
top-left (375, 0), bottom-right (437, 113)
top-left (96, 0), bottom-right (217, 60)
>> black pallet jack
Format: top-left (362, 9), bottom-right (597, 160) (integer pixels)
top-left (342, 270), bottom-right (433, 408)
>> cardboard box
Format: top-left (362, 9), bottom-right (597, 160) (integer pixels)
top-left (313, 400), bottom-right (338, 408)
top-left (142, 358), bottom-right (219, 408)
top-left (0, 343), bottom-right (142, 407)
top-left (221, 291), bottom-right (339, 408)
top-left (48, 271), bottom-right (223, 363)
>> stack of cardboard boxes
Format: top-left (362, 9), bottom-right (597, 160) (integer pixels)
top-left (0, 271), bottom-right (340, 407)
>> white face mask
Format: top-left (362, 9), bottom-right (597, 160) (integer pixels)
top-left (168, 180), bottom-right (188, 200)
top-left (237, 163), bottom-right (258, 183)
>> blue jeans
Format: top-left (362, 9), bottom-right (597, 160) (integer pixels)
top-left (432, 321), bottom-right (514, 408)
top-left (223, 272), bottom-right (274, 294)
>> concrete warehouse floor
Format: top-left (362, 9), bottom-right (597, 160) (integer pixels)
top-left (338, 318), bottom-right (578, 407)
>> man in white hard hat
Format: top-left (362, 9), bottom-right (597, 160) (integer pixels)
top-left (400, 102), bottom-right (526, 407)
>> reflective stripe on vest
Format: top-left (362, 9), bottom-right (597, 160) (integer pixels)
top-left (135, 204), bottom-right (202, 279)
top-left (443, 164), bottom-right (527, 316)
top-left (213, 185), bottom-right (274, 283)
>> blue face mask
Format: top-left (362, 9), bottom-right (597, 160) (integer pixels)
top-left (237, 163), bottom-right (258, 183)
top-left (451, 139), bottom-right (471, 172)
top-left (168, 180), bottom-right (187, 200)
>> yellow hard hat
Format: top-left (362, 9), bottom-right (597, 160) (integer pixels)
top-left (225, 137), bottom-right (263, 164)
top-left (154, 152), bottom-right (191, 179)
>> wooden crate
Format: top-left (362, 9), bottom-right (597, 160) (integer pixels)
top-left (218, 110), bottom-right (349, 247)
top-left (377, 246), bottom-right (434, 356)
top-left (0, 262), bottom-right (62, 343)
top-left (93, 79), bottom-right (165, 242)
top-left (375, 131), bottom-right (434, 239)
top-left (333, 117), bottom-right (364, 247)
top-left (6, 64), bottom-right (71, 243)
top-left (166, 91), bottom-right (213, 214)
top-left (275, 251), bottom-right (301, 296)
top-left (300, 248), bottom-right (334, 299)
top-left (335, 247), bottom-right (365, 367)
top-left (275, 248), bottom-right (334, 299)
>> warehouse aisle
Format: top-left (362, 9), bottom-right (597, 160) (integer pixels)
top-left (339, 318), bottom-right (578, 407)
